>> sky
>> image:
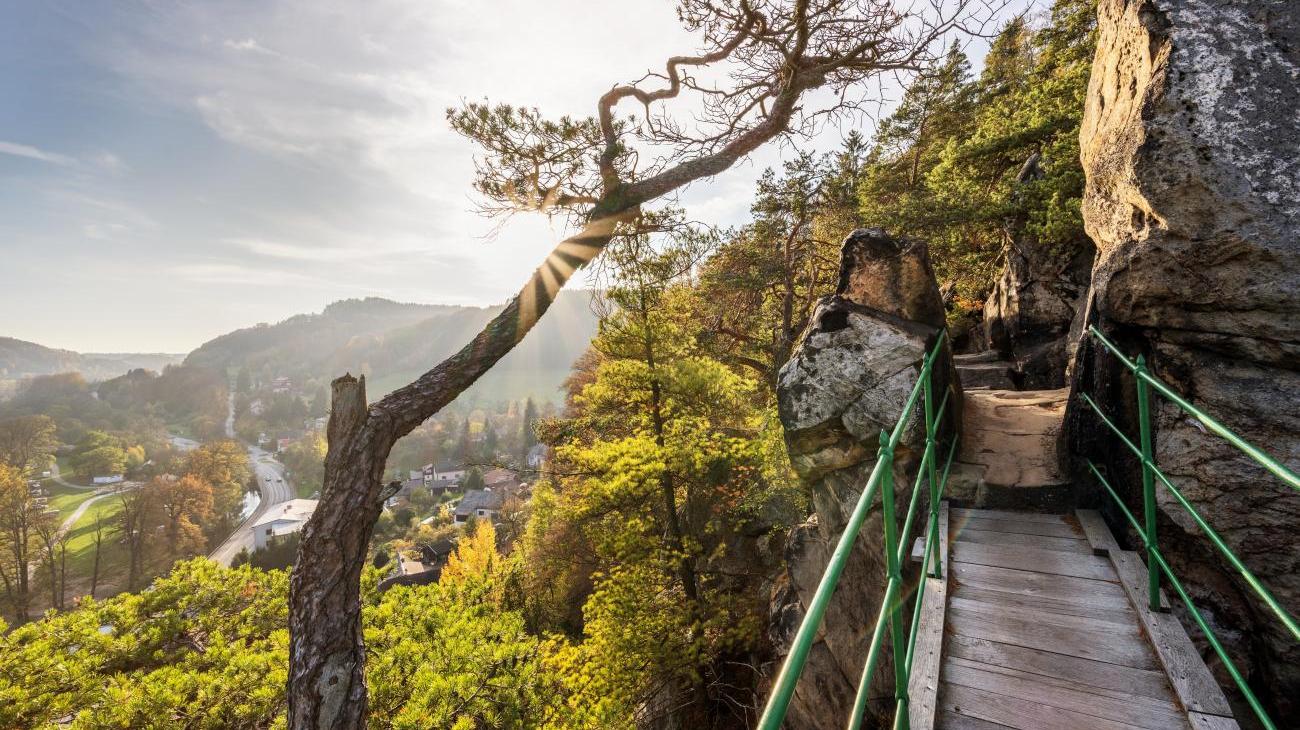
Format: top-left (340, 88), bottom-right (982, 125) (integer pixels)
top-left (0, 0), bottom-right (1032, 353)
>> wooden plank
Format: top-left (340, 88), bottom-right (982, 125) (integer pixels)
top-left (960, 516), bottom-right (1082, 539)
top-left (1107, 550), bottom-right (1234, 717)
top-left (944, 658), bottom-right (1188, 729)
top-left (908, 502), bottom-right (949, 730)
top-left (938, 682), bottom-right (1150, 730)
top-left (1188, 712), bottom-right (1239, 729)
top-left (948, 605), bottom-right (1160, 669)
top-left (950, 585), bottom-right (1139, 625)
top-left (951, 542), bottom-right (1118, 582)
top-left (934, 709), bottom-right (1015, 730)
top-left (949, 595), bottom-right (1141, 637)
top-left (951, 562), bottom-right (1131, 608)
top-left (1075, 509), bottom-right (1120, 555)
top-left (1110, 547), bottom-right (1171, 611)
top-left (954, 527), bottom-right (1093, 555)
top-left (953, 507), bottom-right (1070, 525)
top-left (946, 634), bottom-right (1178, 704)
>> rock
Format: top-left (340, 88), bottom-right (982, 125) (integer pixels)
top-left (1069, 0), bottom-right (1300, 715)
top-left (836, 228), bottom-right (947, 329)
top-left (770, 229), bottom-right (958, 728)
top-left (979, 224), bottom-right (1094, 390)
top-left (953, 352), bottom-right (1018, 390)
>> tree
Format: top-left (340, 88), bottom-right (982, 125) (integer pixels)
top-left (462, 467), bottom-right (484, 492)
top-left (0, 464), bottom-right (46, 621)
top-left (287, 3), bottom-right (994, 725)
top-left (0, 415), bottom-right (58, 477)
top-left (32, 516), bottom-right (70, 612)
top-left (185, 440), bottom-right (251, 524)
top-left (150, 474), bottom-right (215, 559)
top-left (88, 511), bottom-right (107, 599)
top-left (116, 486), bottom-right (157, 591)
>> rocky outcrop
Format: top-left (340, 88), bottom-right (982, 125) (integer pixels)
top-left (1069, 0), bottom-right (1300, 716)
top-left (980, 236), bottom-right (1093, 388)
top-left (770, 229), bottom-right (957, 728)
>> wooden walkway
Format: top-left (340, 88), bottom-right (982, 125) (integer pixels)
top-left (910, 506), bottom-right (1239, 730)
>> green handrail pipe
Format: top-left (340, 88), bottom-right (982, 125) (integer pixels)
top-left (1088, 462), bottom-right (1278, 730)
top-left (1088, 326), bottom-right (1300, 492)
top-left (1079, 393), bottom-right (1300, 641)
top-left (757, 331), bottom-right (952, 730)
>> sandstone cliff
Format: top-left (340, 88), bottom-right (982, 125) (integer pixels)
top-left (1069, 0), bottom-right (1300, 716)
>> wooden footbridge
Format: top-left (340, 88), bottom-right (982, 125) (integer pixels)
top-left (758, 329), bottom-right (1299, 730)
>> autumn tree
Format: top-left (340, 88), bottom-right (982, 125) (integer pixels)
top-left (0, 464), bottom-right (48, 621)
top-left (184, 440), bottom-right (251, 528)
top-left (150, 474), bottom-right (216, 559)
top-left (287, 2), bottom-right (996, 725)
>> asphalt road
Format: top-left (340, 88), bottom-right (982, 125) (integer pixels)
top-left (206, 392), bottom-right (295, 566)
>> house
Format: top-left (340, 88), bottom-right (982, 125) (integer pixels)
top-left (417, 538), bottom-right (457, 567)
top-left (428, 461), bottom-right (466, 485)
top-left (271, 376), bottom-right (292, 394)
top-left (249, 399), bottom-right (267, 416)
top-left (384, 477), bottom-right (426, 509)
top-left (526, 443), bottom-right (548, 469)
top-left (276, 437), bottom-right (292, 452)
top-left (453, 489), bottom-right (504, 524)
top-left (252, 499), bottom-right (318, 550)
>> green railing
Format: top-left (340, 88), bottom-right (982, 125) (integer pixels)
top-left (758, 331), bottom-right (956, 730)
top-left (1081, 326), bottom-right (1300, 730)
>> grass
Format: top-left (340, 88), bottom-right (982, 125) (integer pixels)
top-left (44, 483), bottom-right (98, 524)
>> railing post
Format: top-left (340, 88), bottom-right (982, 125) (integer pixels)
top-left (1135, 355), bottom-right (1161, 612)
top-left (878, 430), bottom-right (910, 730)
top-left (923, 364), bottom-right (941, 579)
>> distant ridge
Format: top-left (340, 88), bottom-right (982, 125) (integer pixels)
top-left (185, 291), bottom-right (600, 405)
top-left (0, 336), bottom-right (184, 383)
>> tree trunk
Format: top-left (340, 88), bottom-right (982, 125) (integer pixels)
top-left (287, 212), bottom-right (629, 729)
top-left (287, 375), bottom-right (384, 730)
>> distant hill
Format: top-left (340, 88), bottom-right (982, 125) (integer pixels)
top-left (0, 337), bottom-right (184, 383)
top-left (185, 292), bottom-right (600, 405)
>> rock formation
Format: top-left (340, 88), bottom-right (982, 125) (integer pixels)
top-left (979, 235), bottom-right (1093, 388)
top-left (771, 229), bottom-right (958, 728)
top-left (1069, 0), bottom-right (1300, 715)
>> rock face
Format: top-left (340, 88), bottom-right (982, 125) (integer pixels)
top-left (979, 237), bottom-right (1093, 388)
top-left (771, 230), bottom-right (957, 729)
top-left (1069, 0), bottom-right (1300, 716)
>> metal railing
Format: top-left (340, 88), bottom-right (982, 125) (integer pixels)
top-left (1081, 325), bottom-right (1300, 730)
top-left (758, 331), bottom-right (956, 730)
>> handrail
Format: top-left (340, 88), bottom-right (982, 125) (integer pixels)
top-left (758, 331), bottom-right (954, 730)
top-left (1088, 326), bottom-right (1300, 491)
top-left (1081, 327), bottom-right (1300, 730)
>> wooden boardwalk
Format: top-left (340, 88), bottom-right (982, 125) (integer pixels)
top-left (912, 506), bottom-right (1238, 730)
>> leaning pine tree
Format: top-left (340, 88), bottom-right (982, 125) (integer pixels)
top-left (286, 1), bottom-right (997, 726)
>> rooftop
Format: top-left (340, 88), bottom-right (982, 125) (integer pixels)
top-left (252, 498), bottom-right (318, 529)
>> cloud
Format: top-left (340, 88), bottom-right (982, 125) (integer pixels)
top-left (0, 140), bottom-right (77, 166)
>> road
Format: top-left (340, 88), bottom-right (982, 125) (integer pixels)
top-left (207, 391), bottom-right (295, 566)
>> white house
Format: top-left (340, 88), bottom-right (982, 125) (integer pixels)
top-left (428, 461), bottom-right (466, 484)
top-left (252, 499), bottom-right (318, 550)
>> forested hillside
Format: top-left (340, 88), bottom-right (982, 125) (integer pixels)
top-left (186, 292), bottom-right (599, 404)
top-left (0, 3), bottom-right (1100, 728)
top-left (0, 338), bottom-right (182, 396)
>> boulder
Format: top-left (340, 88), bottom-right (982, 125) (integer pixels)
top-left (770, 230), bottom-right (958, 728)
top-left (1069, 0), bottom-right (1300, 715)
